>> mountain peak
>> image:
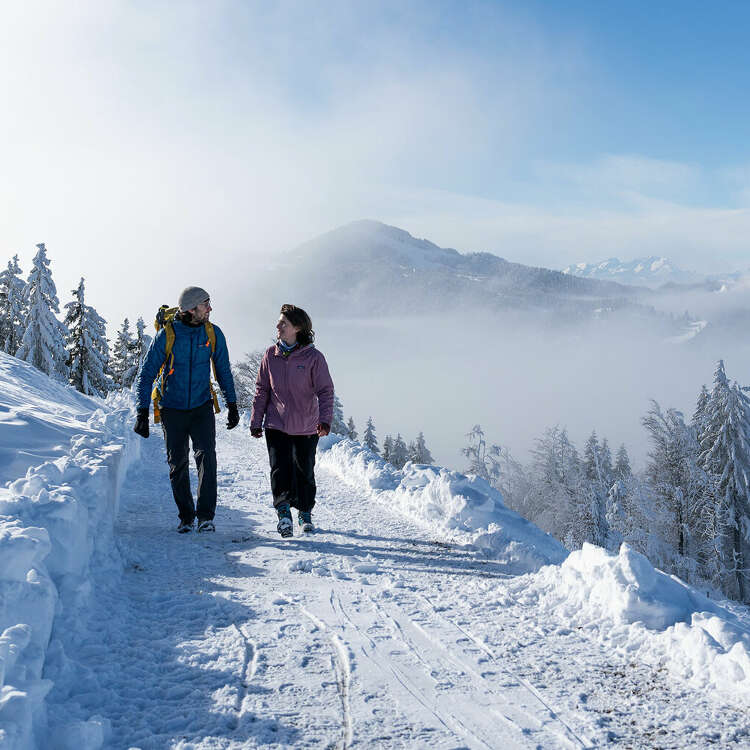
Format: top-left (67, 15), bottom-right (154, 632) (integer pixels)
top-left (562, 256), bottom-right (701, 288)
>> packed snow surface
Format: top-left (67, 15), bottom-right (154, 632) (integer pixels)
top-left (1, 351), bottom-right (750, 748)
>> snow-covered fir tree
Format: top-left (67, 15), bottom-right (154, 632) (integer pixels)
top-left (692, 384), bottom-right (710, 433)
top-left (382, 435), bottom-right (394, 463)
top-left (605, 479), bottom-right (627, 551)
top-left (331, 395), bottom-right (347, 434)
top-left (410, 431), bottom-right (433, 464)
top-left (462, 425), bottom-right (501, 485)
top-left (232, 350), bottom-right (264, 409)
top-left (583, 431), bottom-right (608, 548)
top-left (346, 417), bottom-right (357, 441)
top-left (64, 278), bottom-right (111, 397)
top-left (0, 254), bottom-right (26, 354)
top-left (16, 243), bottom-right (69, 381)
top-left (111, 318), bottom-right (135, 389)
top-left (121, 322), bottom-right (144, 389)
top-left (600, 438), bottom-right (614, 487)
top-left (390, 433), bottom-right (408, 469)
top-left (132, 318), bottom-right (151, 373)
top-left (523, 426), bottom-right (582, 546)
top-left (698, 361), bottom-right (750, 602)
top-left (614, 444), bottom-right (632, 479)
top-left (583, 431), bottom-right (601, 482)
top-left (642, 401), bottom-right (706, 569)
top-left (363, 417), bottom-right (379, 455)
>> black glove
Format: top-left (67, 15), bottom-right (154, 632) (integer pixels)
top-left (226, 402), bottom-right (240, 430)
top-left (250, 427), bottom-right (263, 438)
top-left (317, 422), bottom-right (330, 437)
top-left (134, 408), bottom-right (150, 438)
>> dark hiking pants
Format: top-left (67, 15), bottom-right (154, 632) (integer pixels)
top-left (160, 400), bottom-right (217, 524)
top-left (265, 428), bottom-right (319, 512)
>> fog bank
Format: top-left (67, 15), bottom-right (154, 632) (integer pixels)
top-left (229, 306), bottom-right (749, 473)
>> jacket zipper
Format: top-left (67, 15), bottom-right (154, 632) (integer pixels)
top-left (281, 352), bottom-right (289, 431)
top-left (188, 334), bottom-right (194, 409)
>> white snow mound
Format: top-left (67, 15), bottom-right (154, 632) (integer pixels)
top-left (318, 435), bottom-right (566, 573)
top-left (529, 543), bottom-right (750, 700)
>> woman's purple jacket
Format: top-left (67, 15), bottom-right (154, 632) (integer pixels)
top-left (250, 343), bottom-right (335, 436)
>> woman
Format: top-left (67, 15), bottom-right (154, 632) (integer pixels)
top-left (250, 304), bottom-right (334, 536)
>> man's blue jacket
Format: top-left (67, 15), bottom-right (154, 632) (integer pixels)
top-left (136, 320), bottom-right (236, 411)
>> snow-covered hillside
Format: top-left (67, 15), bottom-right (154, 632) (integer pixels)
top-left (256, 220), bottom-right (654, 321)
top-left (2, 351), bottom-right (750, 748)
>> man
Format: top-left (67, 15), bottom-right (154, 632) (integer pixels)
top-left (134, 286), bottom-right (239, 533)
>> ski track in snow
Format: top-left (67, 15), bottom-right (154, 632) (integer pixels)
top-left (46, 427), bottom-right (750, 749)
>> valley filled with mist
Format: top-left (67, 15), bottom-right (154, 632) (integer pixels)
top-left (228, 220), bottom-right (750, 471)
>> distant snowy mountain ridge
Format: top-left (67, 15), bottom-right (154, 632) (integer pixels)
top-left (562, 256), bottom-right (704, 287)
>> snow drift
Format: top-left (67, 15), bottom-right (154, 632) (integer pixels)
top-left (0, 352), bottom-right (137, 748)
top-left (317, 434), bottom-right (567, 572)
top-left (527, 543), bottom-right (750, 702)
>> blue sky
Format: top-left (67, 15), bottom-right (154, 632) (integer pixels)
top-left (1, 0), bottom-right (749, 327)
top-left (522, 1), bottom-right (750, 166)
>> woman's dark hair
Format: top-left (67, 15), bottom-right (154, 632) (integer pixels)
top-left (280, 304), bottom-right (314, 345)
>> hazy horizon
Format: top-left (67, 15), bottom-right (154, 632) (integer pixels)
top-left (3, 1), bottom-right (749, 474)
top-left (3, 1), bottom-right (750, 334)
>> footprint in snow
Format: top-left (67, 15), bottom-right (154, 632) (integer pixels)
top-left (352, 563), bottom-right (379, 574)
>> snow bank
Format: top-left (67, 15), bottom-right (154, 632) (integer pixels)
top-left (0, 354), bottom-right (105, 480)
top-left (317, 435), bottom-right (566, 573)
top-left (319, 435), bottom-right (750, 701)
top-left (528, 543), bottom-right (750, 702)
top-left (0, 353), bottom-right (138, 748)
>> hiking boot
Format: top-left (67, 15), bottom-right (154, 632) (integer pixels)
top-left (276, 504), bottom-right (293, 538)
top-left (197, 519), bottom-right (215, 533)
top-left (298, 511), bottom-right (314, 533)
top-left (177, 520), bottom-right (194, 533)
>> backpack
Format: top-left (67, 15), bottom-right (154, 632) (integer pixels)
top-left (151, 305), bottom-right (221, 423)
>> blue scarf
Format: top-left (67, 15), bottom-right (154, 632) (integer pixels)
top-left (278, 339), bottom-right (299, 357)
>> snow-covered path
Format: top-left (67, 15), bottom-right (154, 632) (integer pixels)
top-left (46, 426), bottom-right (750, 749)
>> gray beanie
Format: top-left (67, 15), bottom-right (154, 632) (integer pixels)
top-left (178, 286), bottom-right (210, 311)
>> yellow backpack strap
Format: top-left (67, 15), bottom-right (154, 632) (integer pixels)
top-left (151, 322), bottom-right (176, 423)
top-left (204, 322), bottom-right (221, 414)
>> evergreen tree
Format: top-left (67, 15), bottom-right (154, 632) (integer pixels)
top-left (583, 431), bottom-right (601, 482)
top-left (407, 439), bottom-right (416, 462)
top-left (363, 417), bottom-right (379, 455)
top-left (232, 350), bottom-right (264, 409)
top-left (642, 400), bottom-right (707, 572)
top-left (64, 278), bottom-right (111, 396)
top-left (600, 438), bottom-right (614, 487)
top-left (411, 431), bottom-right (433, 464)
top-left (382, 435), bottom-right (394, 463)
top-left (345, 416), bottom-right (358, 441)
top-left (0, 255), bottom-right (26, 354)
top-left (614, 444), bottom-right (632, 479)
top-left (462, 425), bottom-right (501, 485)
top-left (331, 395), bottom-right (347, 434)
top-left (698, 361), bottom-right (750, 602)
top-left (582, 431), bottom-right (608, 547)
top-left (693, 384), bottom-right (710, 430)
top-left (16, 243), bottom-right (69, 381)
top-left (111, 318), bottom-right (135, 388)
top-left (390, 433), bottom-right (408, 469)
top-left (605, 479), bottom-right (627, 551)
top-left (527, 426), bottom-right (583, 546)
top-left (132, 317), bottom-right (151, 374)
